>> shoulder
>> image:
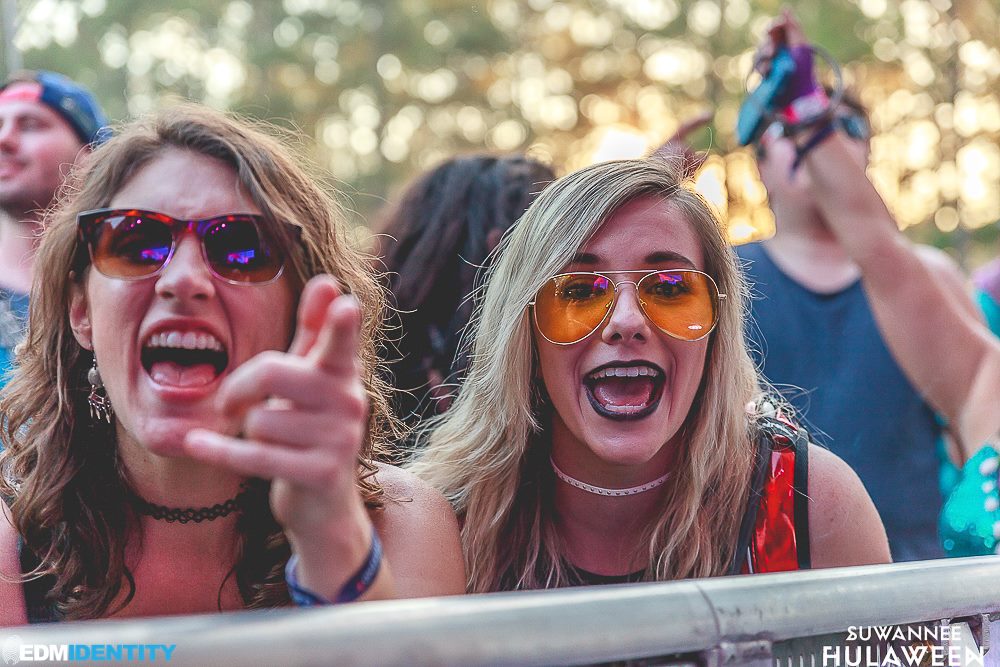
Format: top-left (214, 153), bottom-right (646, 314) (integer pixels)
top-left (374, 462), bottom-right (455, 513)
top-left (0, 500), bottom-right (28, 625)
top-left (806, 445), bottom-right (891, 568)
top-left (807, 445), bottom-right (862, 505)
top-left (369, 463), bottom-right (465, 597)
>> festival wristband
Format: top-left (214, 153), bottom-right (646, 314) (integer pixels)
top-left (285, 528), bottom-right (383, 606)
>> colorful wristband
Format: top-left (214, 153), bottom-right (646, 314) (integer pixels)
top-left (791, 120), bottom-right (836, 173)
top-left (285, 529), bottom-right (383, 606)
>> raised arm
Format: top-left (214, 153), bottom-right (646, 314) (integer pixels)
top-left (800, 134), bottom-right (1000, 452)
top-left (751, 10), bottom-right (1000, 454)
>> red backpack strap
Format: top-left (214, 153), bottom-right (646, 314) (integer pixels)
top-left (732, 415), bottom-right (811, 574)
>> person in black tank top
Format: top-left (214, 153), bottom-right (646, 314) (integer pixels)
top-left (739, 12), bottom-right (982, 562)
top-left (750, 16), bottom-right (1000, 559)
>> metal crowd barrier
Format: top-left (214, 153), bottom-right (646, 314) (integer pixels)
top-left (2, 556), bottom-right (999, 666)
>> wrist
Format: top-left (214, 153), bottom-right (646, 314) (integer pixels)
top-left (286, 502), bottom-right (371, 565)
top-left (790, 120), bottom-right (836, 173)
top-left (286, 525), bottom-right (383, 605)
top-left (279, 476), bottom-right (367, 537)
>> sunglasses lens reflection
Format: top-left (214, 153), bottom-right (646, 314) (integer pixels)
top-left (93, 213), bottom-right (173, 279)
top-left (203, 219), bottom-right (282, 283)
top-left (535, 273), bottom-right (614, 344)
top-left (534, 271), bottom-right (721, 344)
top-left (86, 211), bottom-right (284, 284)
top-left (637, 271), bottom-right (718, 341)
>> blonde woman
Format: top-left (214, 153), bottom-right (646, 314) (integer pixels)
top-left (409, 158), bottom-right (889, 591)
top-left (0, 105), bottom-right (463, 624)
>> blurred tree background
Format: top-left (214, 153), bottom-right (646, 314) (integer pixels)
top-left (3, 0), bottom-right (997, 265)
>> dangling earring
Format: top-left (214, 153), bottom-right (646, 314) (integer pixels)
top-left (87, 357), bottom-right (113, 423)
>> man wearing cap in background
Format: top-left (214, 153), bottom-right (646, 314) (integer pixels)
top-left (0, 70), bottom-right (108, 385)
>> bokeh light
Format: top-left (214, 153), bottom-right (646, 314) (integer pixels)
top-left (7, 0), bottom-right (998, 264)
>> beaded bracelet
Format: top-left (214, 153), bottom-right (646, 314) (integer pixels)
top-left (285, 529), bottom-right (383, 606)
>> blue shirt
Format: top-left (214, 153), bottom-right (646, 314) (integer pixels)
top-left (0, 287), bottom-right (29, 386)
top-left (736, 242), bottom-right (943, 561)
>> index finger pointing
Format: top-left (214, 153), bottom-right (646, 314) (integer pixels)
top-left (309, 293), bottom-right (363, 374)
top-left (289, 274), bottom-right (342, 358)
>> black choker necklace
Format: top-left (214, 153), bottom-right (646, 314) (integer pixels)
top-left (128, 484), bottom-right (253, 524)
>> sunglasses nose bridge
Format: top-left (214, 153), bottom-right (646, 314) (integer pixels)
top-left (171, 219), bottom-right (221, 278)
top-left (602, 278), bottom-right (651, 336)
top-left (609, 277), bottom-right (646, 305)
top-left (615, 279), bottom-right (640, 293)
top-left (158, 230), bottom-right (215, 284)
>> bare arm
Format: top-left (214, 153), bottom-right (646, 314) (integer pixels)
top-left (808, 445), bottom-right (891, 567)
top-left (0, 502), bottom-right (28, 626)
top-left (372, 464), bottom-right (466, 597)
top-left (912, 245), bottom-right (982, 323)
top-left (801, 134), bottom-right (1000, 452)
top-left (752, 10), bottom-right (1000, 452)
top-left (912, 245), bottom-right (986, 465)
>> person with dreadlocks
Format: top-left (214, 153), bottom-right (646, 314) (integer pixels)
top-left (375, 154), bottom-right (555, 439)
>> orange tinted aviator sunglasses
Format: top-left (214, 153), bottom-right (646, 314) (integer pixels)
top-left (530, 269), bottom-right (726, 345)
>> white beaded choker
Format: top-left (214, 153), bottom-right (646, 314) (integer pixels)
top-left (550, 458), bottom-right (670, 497)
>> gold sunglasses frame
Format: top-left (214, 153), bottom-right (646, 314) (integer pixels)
top-left (528, 268), bottom-right (727, 345)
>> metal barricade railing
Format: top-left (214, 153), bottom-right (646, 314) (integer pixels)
top-left (2, 556), bottom-right (999, 666)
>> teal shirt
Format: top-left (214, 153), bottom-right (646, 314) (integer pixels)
top-left (977, 289), bottom-right (1000, 338)
top-left (938, 289), bottom-right (1000, 556)
top-left (941, 446), bottom-right (1000, 557)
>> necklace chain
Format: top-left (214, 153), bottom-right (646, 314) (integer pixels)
top-left (550, 458), bottom-right (670, 497)
top-left (128, 485), bottom-right (252, 524)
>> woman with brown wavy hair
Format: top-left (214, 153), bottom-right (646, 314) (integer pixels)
top-left (0, 105), bottom-right (464, 624)
top-left (409, 157), bottom-right (889, 592)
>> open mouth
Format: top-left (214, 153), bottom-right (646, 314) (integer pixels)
top-left (583, 362), bottom-right (665, 421)
top-left (141, 331), bottom-right (229, 389)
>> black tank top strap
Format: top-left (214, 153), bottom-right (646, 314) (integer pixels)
top-left (728, 429), bottom-right (772, 575)
top-left (789, 422), bottom-right (811, 568)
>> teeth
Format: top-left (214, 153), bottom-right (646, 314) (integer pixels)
top-left (602, 405), bottom-right (646, 415)
top-left (587, 365), bottom-right (661, 380)
top-left (146, 330), bottom-right (224, 352)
